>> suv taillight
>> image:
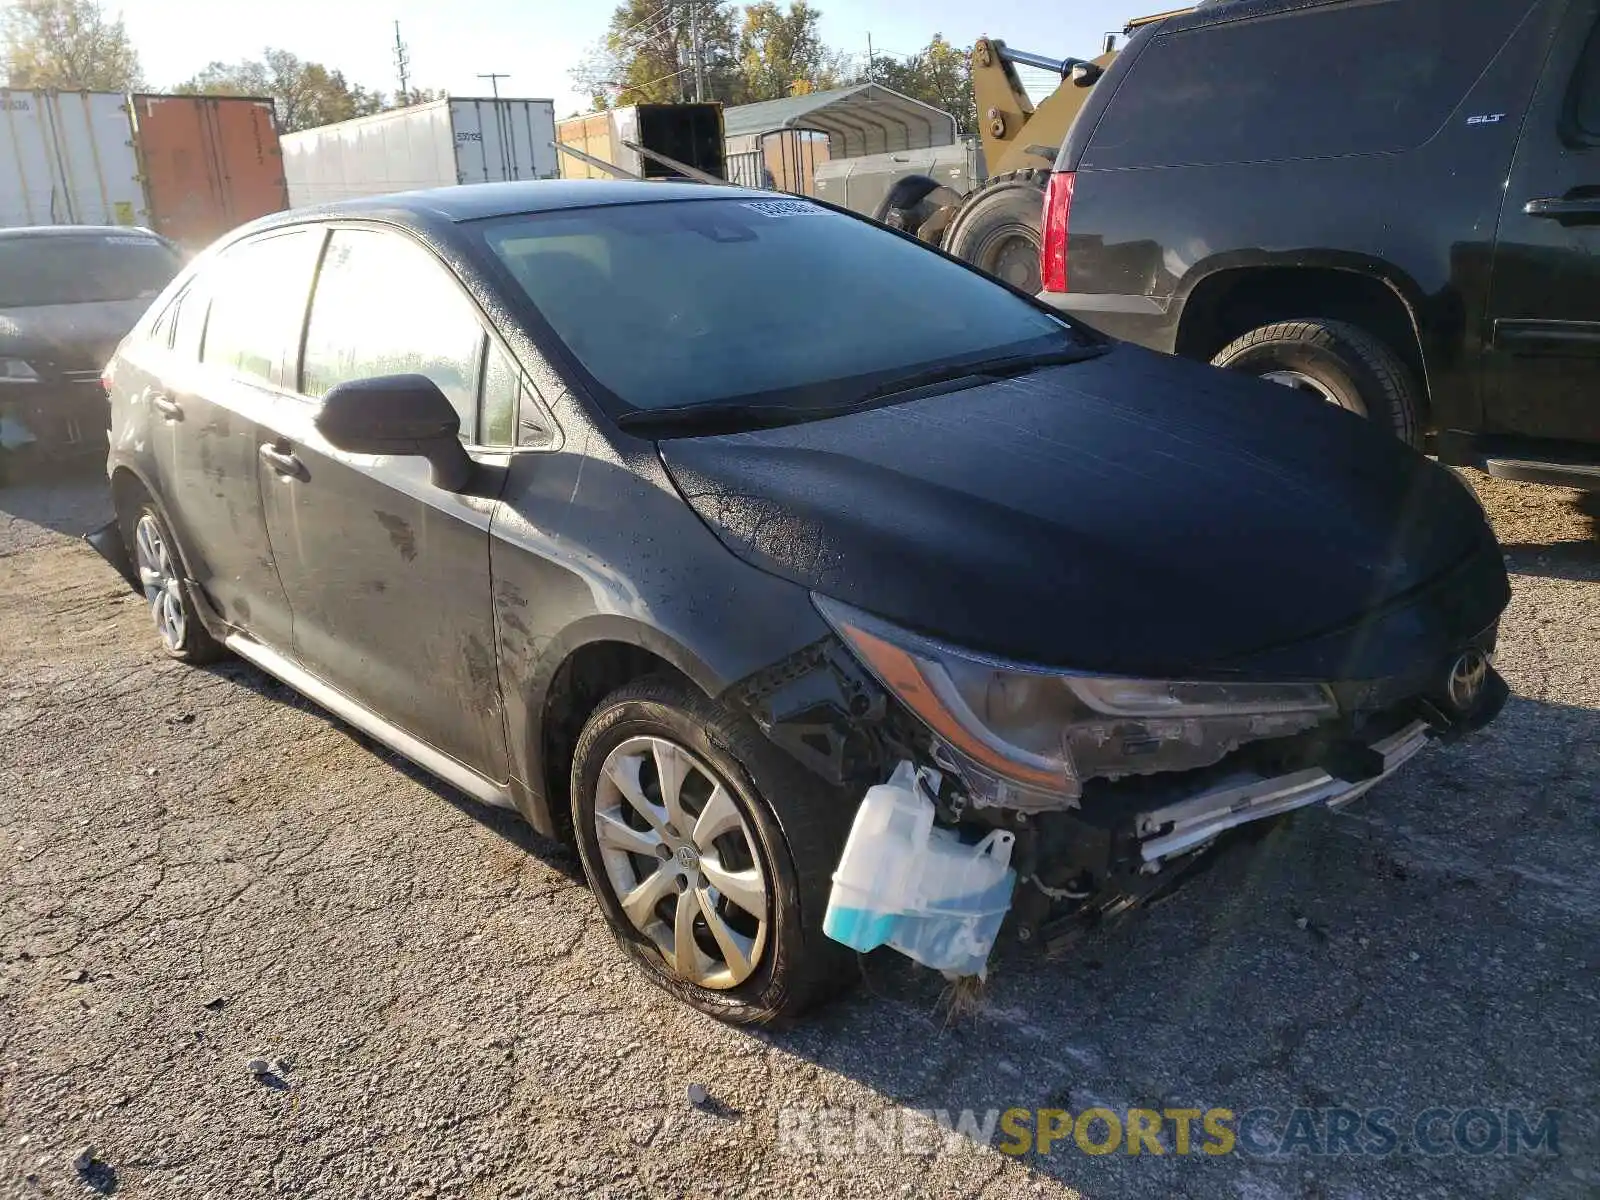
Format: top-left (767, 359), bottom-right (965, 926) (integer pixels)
top-left (1040, 171), bottom-right (1074, 293)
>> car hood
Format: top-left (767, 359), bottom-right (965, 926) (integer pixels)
top-left (658, 344), bottom-right (1508, 681)
top-left (0, 299), bottom-right (150, 369)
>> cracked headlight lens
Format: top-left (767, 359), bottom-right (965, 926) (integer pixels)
top-left (0, 358), bottom-right (40, 382)
top-left (815, 595), bottom-right (1336, 806)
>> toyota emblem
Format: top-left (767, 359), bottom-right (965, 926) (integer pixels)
top-left (1446, 649), bottom-right (1489, 711)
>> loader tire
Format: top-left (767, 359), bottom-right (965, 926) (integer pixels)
top-left (942, 168), bottom-right (1051, 294)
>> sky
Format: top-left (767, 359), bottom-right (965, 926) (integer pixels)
top-left (113, 0), bottom-right (1137, 116)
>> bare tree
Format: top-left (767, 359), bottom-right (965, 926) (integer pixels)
top-left (2, 0), bottom-right (143, 91)
top-left (175, 48), bottom-right (386, 133)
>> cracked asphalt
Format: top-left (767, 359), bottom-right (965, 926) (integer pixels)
top-left (1, 466), bottom-right (1596, 1199)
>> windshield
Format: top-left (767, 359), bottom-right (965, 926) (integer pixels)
top-left (477, 197), bottom-right (1086, 414)
top-left (0, 235), bottom-right (181, 308)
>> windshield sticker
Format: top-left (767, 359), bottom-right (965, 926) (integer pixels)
top-left (741, 199), bottom-right (826, 218)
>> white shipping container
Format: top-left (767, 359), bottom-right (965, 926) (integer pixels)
top-left (281, 98), bottom-right (559, 207)
top-left (0, 90), bottom-right (146, 229)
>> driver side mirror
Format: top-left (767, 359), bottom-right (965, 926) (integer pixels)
top-left (315, 374), bottom-right (475, 492)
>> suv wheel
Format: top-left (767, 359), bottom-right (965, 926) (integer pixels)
top-left (570, 675), bottom-right (854, 1024)
top-left (121, 500), bottom-right (225, 663)
top-left (1211, 319), bottom-right (1422, 446)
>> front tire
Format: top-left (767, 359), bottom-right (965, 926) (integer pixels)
top-left (121, 499), bottom-right (225, 664)
top-left (570, 675), bottom-right (854, 1024)
top-left (1210, 319), bottom-right (1422, 446)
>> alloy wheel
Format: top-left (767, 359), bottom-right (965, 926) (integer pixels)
top-left (1260, 368), bottom-right (1363, 414)
top-left (592, 735), bottom-right (770, 990)
top-left (134, 513), bottom-right (187, 652)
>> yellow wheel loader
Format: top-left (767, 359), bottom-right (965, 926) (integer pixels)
top-left (875, 9), bottom-right (1190, 293)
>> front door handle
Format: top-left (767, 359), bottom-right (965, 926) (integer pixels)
top-left (151, 393), bottom-right (183, 421)
top-left (1524, 195), bottom-right (1600, 224)
top-left (258, 441), bottom-right (306, 480)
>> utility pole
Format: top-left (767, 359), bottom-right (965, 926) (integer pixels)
top-left (477, 72), bottom-right (509, 100)
top-left (690, 0), bottom-right (706, 102)
top-left (865, 33), bottom-right (875, 83)
top-left (668, 1), bottom-right (685, 103)
top-left (394, 21), bottom-right (410, 102)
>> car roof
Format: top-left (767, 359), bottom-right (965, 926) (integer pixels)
top-left (0, 225), bottom-right (167, 242)
top-left (277, 180), bottom-right (763, 226)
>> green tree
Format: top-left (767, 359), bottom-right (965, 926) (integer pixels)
top-left (571, 1), bottom-right (857, 111)
top-left (393, 87), bottom-right (446, 108)
top-left (175, 48), bottom-right (385, 133)
top-left (736, 1), bottom-right (851, 102)
top-left (572, 0), bottom-right (742, 109)
top-left (2, 0), bottom-right (142, 90)
top-left (873, 34), bottom-right (975, 137)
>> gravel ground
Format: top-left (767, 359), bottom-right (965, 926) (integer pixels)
top-left (1, 465), bottom-right (1596, 1199)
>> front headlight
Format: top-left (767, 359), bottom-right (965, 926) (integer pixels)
top-left (815, 596), bottom-right (1336, 807)
top-left (0, 358), bottom-right (39, 383)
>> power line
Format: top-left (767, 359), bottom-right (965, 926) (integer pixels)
top-left (612, 5), bottom-right (675, 52)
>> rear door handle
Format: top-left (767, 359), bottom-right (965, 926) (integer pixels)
top-left (258, 441), bottom-right (306, 480)
top-left (1524, 195), bottom-right (1600, 224)
top-left (151, 393), bottom-right (183, 421)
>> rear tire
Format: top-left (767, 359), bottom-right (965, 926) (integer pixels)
top-left (570, 675), bottom-right (856, 1024)
top-left (119, 496), bottom-right (225, 664)
top-left (1210, 319), bottom-right (1422, 446)
top-left (941, 168), bottom-right (1050, 294)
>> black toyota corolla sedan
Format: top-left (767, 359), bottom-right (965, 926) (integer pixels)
top-left (93, 181), bottom-right (1508, 1023)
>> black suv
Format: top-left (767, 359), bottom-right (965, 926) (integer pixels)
top-left (1039, 0), bottom-right (1600, 490)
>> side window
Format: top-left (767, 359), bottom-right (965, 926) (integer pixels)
top-left (171, 280), bottom-right (210, 362)
top-left (479, 345), bottom-right (557, 449)
top-left (201, 230), bottom-right (322, 385)
top-left (1573, 21), bottom-right (1600, 141)
top-left (480, 346), bottom-right (519, 448)
top-left (301, 228), bottom-right (486, 441)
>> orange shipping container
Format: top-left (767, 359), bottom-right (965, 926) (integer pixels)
top-left (131, 94), bottom-right (288, 249)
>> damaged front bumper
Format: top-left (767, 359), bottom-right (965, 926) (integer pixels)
top-left (1133, 718), bottom-right (1430, 866)
top-left (820, 662), bottom-right (1508, 975)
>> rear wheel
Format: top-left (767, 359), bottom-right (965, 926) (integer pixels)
top-left (1210, 319), bottom-right (1422, 446)
top-left (120, 499), bottom-right (225, 664)
top-left (941, 168), bottom-right (1050, 294)
top-left (570, 675), bottom-right (854, 1023)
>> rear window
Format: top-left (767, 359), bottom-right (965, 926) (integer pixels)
top-left (1083, 0), bottom-right (1532, 169)
top-left (0, 236), bottom-right (181, 308)
top-left (478, 198), bottom-right (1077, 414)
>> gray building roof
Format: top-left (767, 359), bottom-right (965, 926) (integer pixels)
top-left (722, 84), bottom-right (958, 159)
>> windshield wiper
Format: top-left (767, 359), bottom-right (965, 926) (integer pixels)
top-left (615, 344), bottom-right (1105, 437)
top-left (849, 345), bottom-right (1102, 404)
top-left (615, 400), bottom-right (830, 436)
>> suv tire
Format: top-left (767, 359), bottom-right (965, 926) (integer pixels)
top-left (1211, 319), bottom-right (1422, 446)
top-left (570, 675), bottom-right (856, 1024)
top-left (942, 168), bottom-right (1050, 294)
